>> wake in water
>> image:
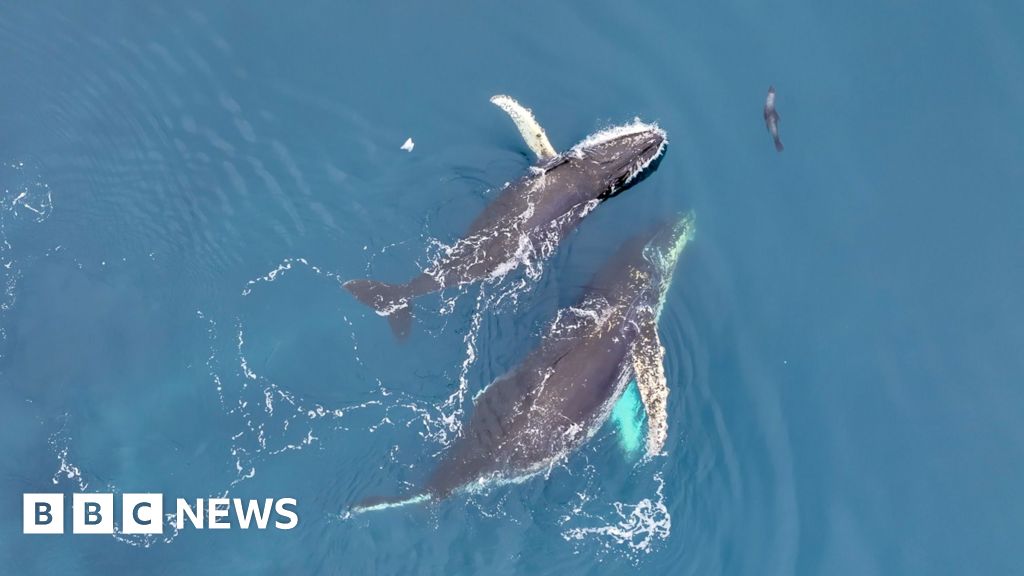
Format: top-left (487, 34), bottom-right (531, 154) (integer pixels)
top-left (342, 97), bottom-right (667, 341)
top-left (42, 213), bottom-right (675, 558)
top-left (5, 161), bottom-right (183, 549)
top-left (339, 218), bottom-right (687, 563)
top-left (236, 240), bottom-right (551, 453)
top-left (344, 194), bottom-right (601, 339)
top-left (0, 160), bottom-right (54, 357)
top-left (561, 472), bottom-right (672, 560)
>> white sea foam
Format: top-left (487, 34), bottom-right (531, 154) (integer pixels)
top-left (569, 119), bottom-right (668, 192)
top-left (0, 160), bottom-right (55, 357)
top-left (345, 493), bottom-right (430, 517)
top-left (48, 420), bottom-right (87, 491)
top-left (569, 119), bottom-right (667, 155)
top-left (561, 473), bottom-right (672, 558)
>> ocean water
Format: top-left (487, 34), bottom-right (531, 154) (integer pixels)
top-left (2, 2), bottom-right (1023, 574)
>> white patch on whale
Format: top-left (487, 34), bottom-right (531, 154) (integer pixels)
top-left (490, 94), bottom-right (557, 160)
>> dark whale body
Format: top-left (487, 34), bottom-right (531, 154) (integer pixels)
top-left (344, 120), bottom-right (667, 339)
top-left (352, 215), bottom-right (694, 513)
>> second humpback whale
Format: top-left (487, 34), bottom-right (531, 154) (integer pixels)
top-left (352, 213), bottom-right (695, 513)
top-left (344, 95), bottom-right (667, 339)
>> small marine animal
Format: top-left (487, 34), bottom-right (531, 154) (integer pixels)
top-left (764, 86), bottom-right (784, 152)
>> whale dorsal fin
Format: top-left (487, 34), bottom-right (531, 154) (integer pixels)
top-left (490, 95), bottom-right (558, 161)
top-left (629, 312), bottom-right (669, 458)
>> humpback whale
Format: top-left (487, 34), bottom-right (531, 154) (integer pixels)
top-left (352, 214), bottom-right (695, 513)
top-left (344, 96), bottom-right (668, 339)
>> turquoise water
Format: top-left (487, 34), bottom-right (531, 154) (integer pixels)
top-left (2, 2), bottom-right (1023, 574)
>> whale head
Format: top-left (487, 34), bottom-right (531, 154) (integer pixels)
top-left (642, 212), bottom-right (696, 318)
top-left (589, 212), bottom-right (695, 324)
top-left (568, 120), bottom-right (667, 199)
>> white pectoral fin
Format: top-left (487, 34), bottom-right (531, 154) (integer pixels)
top-left (630, 315), bottom-right (669, 458)
top-left (490, 95), bottom-right (558, 161)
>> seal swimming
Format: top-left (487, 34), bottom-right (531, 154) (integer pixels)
top-left (764, 85), bottom-right (784, 152)
top-left (351, 213), bottom-right (695, 513)
top-left (344, 95), bottom-right (668, 339)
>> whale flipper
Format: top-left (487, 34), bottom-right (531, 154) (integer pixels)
top-left (490, 94), bottom-right (557, 161)
top-left (630, 314), bottom-right (669, 458)
top-left (343, 278), bottom-right (413, 340)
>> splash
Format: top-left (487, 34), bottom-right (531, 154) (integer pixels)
top-left (240, 256), bottom-right (346, 296)
top-left (198, 308), bottom-right (411, 487)
top-left (48, 415), bottom-right (183, 548)
top-left (345, 493), bottom-right (431, 517)
top-left (48, 418), bottom-right (88, 491)
top-left (561, 473), bottom-right (672, 559)
top-left (409, 198), bottom-right (603, 446)
top-left (569, 120), bottom-right (668, 191)
top-left (569, 119), bottom-right (667, 157)
top-left (0, 160), bottom-right (55, 356)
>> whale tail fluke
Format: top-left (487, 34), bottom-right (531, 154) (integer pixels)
top-left (349, 493), bottom-right (431, 515)
top-left (343, 278), bottom-right (413, 340)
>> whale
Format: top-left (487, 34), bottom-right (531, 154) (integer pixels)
top-left (351, 213), bottom-right (695, 513)
top-left (344, 95), bottom-right (668, 339)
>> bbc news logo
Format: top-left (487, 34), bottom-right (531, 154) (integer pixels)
top-left (23, 494), bottom-right (298, 534)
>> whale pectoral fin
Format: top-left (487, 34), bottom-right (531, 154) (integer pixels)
top-left (490, 95), bottom-right (558, 161)
top-left (630, 315), bottom-right (669, 458)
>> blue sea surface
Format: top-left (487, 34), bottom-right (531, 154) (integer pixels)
top-left (2, 2), bottom-right (1023, 574)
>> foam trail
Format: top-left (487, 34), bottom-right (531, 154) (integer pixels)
top-left (561, 473), bottom-right (672, 557)
top-left (345, 494), bottom-right (431, 518)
